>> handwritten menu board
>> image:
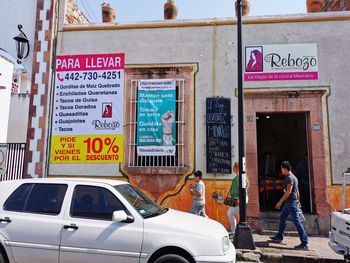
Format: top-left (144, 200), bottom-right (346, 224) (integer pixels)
top-left (206, 97), bottom-right (232, 174)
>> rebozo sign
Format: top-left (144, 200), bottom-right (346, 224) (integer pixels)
top-left (244, 43), bottom-right (318, 81)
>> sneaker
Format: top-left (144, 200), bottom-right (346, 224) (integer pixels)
top-left (294, 243), bottom-right (310, 251)
top-left (269, 236), bottom-right (283, 244)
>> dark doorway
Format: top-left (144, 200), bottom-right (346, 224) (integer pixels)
top-left (256, 112), bottom-right (312, 213)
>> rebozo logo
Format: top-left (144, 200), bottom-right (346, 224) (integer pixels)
top-left (245, 46), bottom-right (263, 72)
top-left (91, 120), bottom-right (120, 130)
top-left (102, 103), bottom-right (113, 118)
top-left (264, 53), bottom-right (317, 71)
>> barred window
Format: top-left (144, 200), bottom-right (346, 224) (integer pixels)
top-left (123, 65), bottom-right (196, 175)
top-left (127, 79), bottom-right (185, 168)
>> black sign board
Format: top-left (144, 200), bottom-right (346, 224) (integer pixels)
top-left (206, 97), bottom-right (232, 174)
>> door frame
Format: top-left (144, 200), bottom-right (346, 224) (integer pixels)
top-left (255, 112), bottom-right (311, 212)
top-left (243, 87), bottom-right (332, 230)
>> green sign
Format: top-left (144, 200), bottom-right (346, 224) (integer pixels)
top-left (137, 79), bottom-right (176, 156)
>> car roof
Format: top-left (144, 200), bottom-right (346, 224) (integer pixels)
top-left (0, 177), bottom-right (129, 187)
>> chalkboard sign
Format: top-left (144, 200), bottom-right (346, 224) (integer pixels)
top-left (206, 97), bottom-right (232, 174)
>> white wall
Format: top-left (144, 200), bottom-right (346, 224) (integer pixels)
top-left (0, 1), bottom-right (36, 144)
top-left (7, 94), bottom-right (30, 143)
top-left (0, 57), bottom-right (14, 143)
top-left (0, 0), bottom-right (36, 76)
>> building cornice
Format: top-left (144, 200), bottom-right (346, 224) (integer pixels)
top-left (61, 11), bottom-right (350, 32)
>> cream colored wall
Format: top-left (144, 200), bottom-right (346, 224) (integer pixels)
top-left (52, 12), bottom-right (350, 184)
top-left (7, 94), bottom-right (30, 143)
top-left (0, 0), bottom-right (36, 76)
top-left (0, 57), bottom-right (14, 143)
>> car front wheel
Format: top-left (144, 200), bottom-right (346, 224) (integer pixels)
top-left (0, 249), bottom-right (7, 263)
top-left (154, 254), bottom-right (190, 263)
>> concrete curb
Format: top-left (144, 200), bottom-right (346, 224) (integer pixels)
top-left (235, 233), bottom-right (344, 262)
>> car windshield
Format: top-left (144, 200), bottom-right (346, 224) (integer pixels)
top-left (114, 184), bottom-right (167, 218)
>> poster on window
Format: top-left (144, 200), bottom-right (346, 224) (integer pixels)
top-left (137, 79), bottom-right (176, 156)
top-left (50, 53), bottom-right (124, 164)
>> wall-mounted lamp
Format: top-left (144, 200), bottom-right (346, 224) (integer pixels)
top-left (13, 24), bottom-right (30, 64)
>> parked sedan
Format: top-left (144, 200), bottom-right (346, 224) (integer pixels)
top-left (0, 178), bottom-right (235, 263)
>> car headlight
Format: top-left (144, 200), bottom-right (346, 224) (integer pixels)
top-left (222, 236), bottom-right (230, 254)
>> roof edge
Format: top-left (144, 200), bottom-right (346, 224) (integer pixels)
top-left (61, 11), bottom-right (350, 32)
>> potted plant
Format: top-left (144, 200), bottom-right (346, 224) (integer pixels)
top-left (306, 0), bottom-right (324, 12)
top-left (164, 0), bottom-right (178, 20)
top-left (101, 1), bottom-right (116, 23)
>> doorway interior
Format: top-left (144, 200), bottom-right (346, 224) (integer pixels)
top-left (256, 112), bottom-right (312, 213)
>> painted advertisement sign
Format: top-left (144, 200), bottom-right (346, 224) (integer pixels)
top-left (137, 79), bottom-right (176, 156)
top-left (50, 53), bottom-right (124, 163)
top-left (244, 44), bottom-right (318, 81)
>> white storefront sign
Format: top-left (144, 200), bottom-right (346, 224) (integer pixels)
top-left (244, 43), bottom-right (318, 81)
top-left (50, 53), bottom-right (125, 164)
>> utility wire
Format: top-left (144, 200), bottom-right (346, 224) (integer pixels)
top-left (82, 0), bottom-right (98, 22)
top-left (77, 0), bottom-right (97, 23)
top-left (78, 0), bottom-right (93, 21)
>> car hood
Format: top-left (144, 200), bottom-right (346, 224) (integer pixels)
top-left (151, 208), bottom-right (228, 236)
top-left (142, 208), bottom-right (229, 256)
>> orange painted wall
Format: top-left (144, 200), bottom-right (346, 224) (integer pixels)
top-left (116, 175), bottom-right (349, 230)
top-left (161, 179), bottom-right (233, 230)
top-left (327, 185), bottom-right (350, 210)
top-left (157, 179), bottom-right (350, 230)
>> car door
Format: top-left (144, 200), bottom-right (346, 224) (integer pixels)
top-left (59, 184), bottom-right (143, 263)
top-left (0, 183), bottom-right (68, 263)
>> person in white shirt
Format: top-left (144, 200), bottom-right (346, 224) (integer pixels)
top-left (189, 170), bottom-right (208, 217)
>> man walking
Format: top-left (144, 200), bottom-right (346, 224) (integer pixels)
top-left (270, 161), bottom-right (309, 250)
top-left (189, 170), bottom-right (208, 217)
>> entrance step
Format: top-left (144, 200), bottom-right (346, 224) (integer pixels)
top-left (260, 218), bottom-right (297, 233)
top-left (258, 229), bottom-right (299, 237)
top-left (259, 211), bottom-right (321, 235)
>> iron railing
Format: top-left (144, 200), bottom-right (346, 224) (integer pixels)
top-left (0, 143), bottom-right (26, 181)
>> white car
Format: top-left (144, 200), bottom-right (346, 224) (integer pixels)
top-left (329, 210), bottom-right (350, 262)
top-left (0, 178), bottom-right (235, 263)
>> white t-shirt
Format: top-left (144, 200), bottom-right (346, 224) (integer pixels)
top-left (193, 180), bottom-right (205, 205)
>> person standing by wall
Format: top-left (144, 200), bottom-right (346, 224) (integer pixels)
top-left (189, 170), bottom-right (208, 217)
top-left (227, 162), bottom-right (248, 235)
top-left (270, 161), bottom-right (309, 250)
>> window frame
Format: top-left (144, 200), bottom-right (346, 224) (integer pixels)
top-left (3, 183), bottom-right (68, 216)
top-left (70, 184), bottom-right (127, 221)
top-left (122, 65), bottom-right (197, 176)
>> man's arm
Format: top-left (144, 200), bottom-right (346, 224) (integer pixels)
top-left (192, 191), bottom-right (201, 197)
top-left (275, 183), bottom-right (293, 209)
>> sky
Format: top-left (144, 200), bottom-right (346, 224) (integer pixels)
top-left (77, 0), bottom-right (307, 24)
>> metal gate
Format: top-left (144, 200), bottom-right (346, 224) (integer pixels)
top-left (0, 143), bottom-right (26, 181)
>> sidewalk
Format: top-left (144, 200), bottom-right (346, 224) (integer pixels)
top-left (235, 233), bottom-right (344, 262)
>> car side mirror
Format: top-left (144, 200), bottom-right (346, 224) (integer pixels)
top-left (112, 210), bottom-right (134, 223)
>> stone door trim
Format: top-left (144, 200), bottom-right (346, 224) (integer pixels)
top-left (243, 87), bottom-right (332, 229)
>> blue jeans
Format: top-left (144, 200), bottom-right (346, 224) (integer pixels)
top-left (190, 203), bottom-right (208, 217)
top-left (277, 201), bottom-right (308, 245)
top-left (227, 206), bottom-right (239, 233)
